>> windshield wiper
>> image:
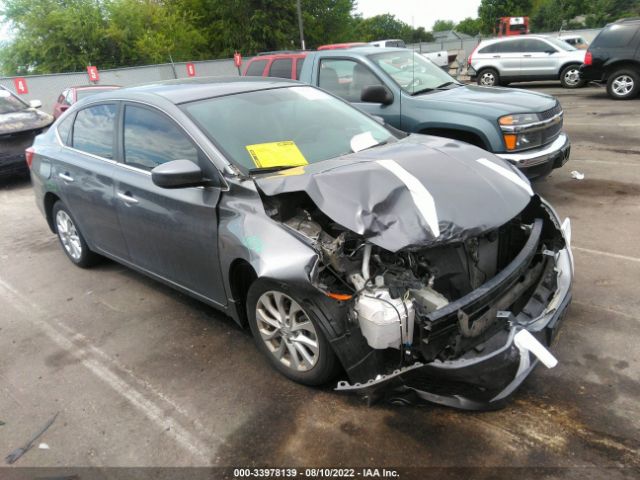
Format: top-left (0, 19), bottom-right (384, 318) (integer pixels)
top-left (248, 165), bottom-right (299, 175)
top-left (435, 81), bottom-right (459, 89)
top-left (411, 87), bottom-right (435, 96)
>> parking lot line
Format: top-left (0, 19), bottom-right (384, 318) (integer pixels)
top-left (0, 276), bottom-right (214, 463)
top-left (573, 246), bottom-right (640, 264)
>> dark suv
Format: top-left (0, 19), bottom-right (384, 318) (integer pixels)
top-left (580, 18), bottom-right (640, 100)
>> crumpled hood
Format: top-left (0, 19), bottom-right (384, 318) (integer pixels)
top-left (422, 85), bottom-right (557, 115)
top-left (0, 109), bottom-right (53, 136)
top-left (255, 135), bottom-right (533, 252)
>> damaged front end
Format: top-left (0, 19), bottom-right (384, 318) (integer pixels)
top-left (255, 139), bottom-right (573, 410)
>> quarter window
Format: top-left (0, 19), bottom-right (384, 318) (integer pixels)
top-left (72, 104), bottom-right (116, 158)
top-left (593, 24), bottom-right (638, 48)
top-left (268, 59), bottom-right (293, 78)
top-left (295, 58), bottom-right (305, 79)
top-left (123, 105), bottom-right (198, 170)
top-left (57, 114), bottom-right (74, 146)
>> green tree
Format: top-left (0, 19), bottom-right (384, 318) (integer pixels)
top-left (530, 0), bottom-right (564, 32)
top-left (432, 19), bottom-right (456, 32)
top-left (477, 0), bottom-right (533, 34)
top-left (354, 13), bottom-right (413, 42)
top-left (456, 17), bottom-right (483, 36)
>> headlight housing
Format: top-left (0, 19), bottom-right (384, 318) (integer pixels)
top-left (499, 113), bottom-right (546, 152)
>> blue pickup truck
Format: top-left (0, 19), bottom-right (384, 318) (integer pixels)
top-left (243, 47), bottom-right (571, 179)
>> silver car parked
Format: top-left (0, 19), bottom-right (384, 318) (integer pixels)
top-left (469, 35), bottom-right (587, 88)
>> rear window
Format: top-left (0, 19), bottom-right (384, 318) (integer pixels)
top-left (268, 59), bottom-right (293, 79)
top-left (245, 60), bottom-right (267, 76)
top-left (76, 88), bottom-right (115, 100)
top-left (593, 24), bottom-right (639, 48)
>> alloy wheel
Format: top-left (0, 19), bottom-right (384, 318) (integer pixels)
top-left (612, 75), bottom-right (634, 97)
top-left (480, 72), bottom-right (496, 86)
top-left (564, 68), bottom-right (581, 86)
top-left (255, 291), bottom-right (319, 372)
top-left (56, 210), bottom-right (82, 260)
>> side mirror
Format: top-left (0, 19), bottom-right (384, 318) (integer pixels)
top-left (29, 99), bottom-right (42, 109)
top-left (361, 85), bottom-right (393, 105)
top-left (151, 160), bottom-right (208, 189)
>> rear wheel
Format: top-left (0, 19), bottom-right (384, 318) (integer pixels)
top-left (477, 68), bottom-right (499, 87)
top-left (606, 68), bottom-right (639, 100)
top-left (560, 64), bottom-right (585, 88)
top-left (52, 201), bottom-right (99, 268)
top-left (247, 279), bottom-right (339, 385)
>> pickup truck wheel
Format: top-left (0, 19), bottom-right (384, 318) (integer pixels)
top-left (560, 65), bottom-right (585, 88)
top-left (606, 69), bottom-right (639, 100)
top-left (477, 68), bottom-right (499, 87)
top-left (247, 279), bottom-right (340, 386)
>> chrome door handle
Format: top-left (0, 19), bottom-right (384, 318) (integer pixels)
top-left (492, 55), bottom-right (501, 58)
top-left (523, 54), bottom-right (532, 57)
top-left (58, 173), bottom-right (74, 182)
top-left (117, 192), bottom-right (139, 204)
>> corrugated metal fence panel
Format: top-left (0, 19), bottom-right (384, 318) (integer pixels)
top-left (0, 58), bottom-right (241, 114)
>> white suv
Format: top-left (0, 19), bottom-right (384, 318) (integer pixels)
top-left (468, 35), bottom-right (587, 88)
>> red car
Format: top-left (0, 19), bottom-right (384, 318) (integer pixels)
top-left (52, 85), bottom-right (120, 119)
top-left (243, 53), bottom-right (308, 80)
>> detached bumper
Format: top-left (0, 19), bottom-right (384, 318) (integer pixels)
top-left (497, 133), bottom-right (571, 179)
top-left (336, 235), bottom-right (574, 411)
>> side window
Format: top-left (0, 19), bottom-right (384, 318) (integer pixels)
top-left (245, 60), bottom-right (267, 76)
top-left (268, 59), bottom-right (293, 78)
top-left (295, 58), bottom-right (305, 79)
top-left (57, 114), bottom-right (74, 146)
top-left (522, 40), bottom-right (552, 53)
top-left (318, 59), bottom-right (383, 102)
top-left (478, 44), bottom-right (495, 54)
top-left (72, 104), bottom-right (116, 158)
top-left (123, 105), bottom-right (198, 170)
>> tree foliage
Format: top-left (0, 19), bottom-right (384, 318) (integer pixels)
top-left (456, 17), bottom-right (483, 36)
top-left (432, 19), bottom-right (456, 32)
top-left (478, 0), bottom-right (533, 34)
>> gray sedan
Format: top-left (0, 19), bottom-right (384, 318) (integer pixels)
top-left (29, 78), bottom-right (573, 409)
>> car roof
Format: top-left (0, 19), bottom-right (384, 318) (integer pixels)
top-left (315, 46), bottom-right (408, 56)
top-left (249, 52), bottom-right (308, 61)
top-left (73, 85), bottom-right (120, 90)
top-left (479, 35), bottom-right (551, 46)
top-left (87, 76), bottom-right (301, 105)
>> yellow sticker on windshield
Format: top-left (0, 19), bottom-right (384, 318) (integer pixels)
top-left (246, 141), bottom-right (308, 168)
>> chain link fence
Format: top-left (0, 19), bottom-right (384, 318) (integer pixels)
top-left (0, 58), bottom-right (244, 114)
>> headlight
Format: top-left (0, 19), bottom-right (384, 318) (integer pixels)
top-left (500, 113), bottom-right (544, 151)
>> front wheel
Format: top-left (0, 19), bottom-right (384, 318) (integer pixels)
top-left (606, 69), bottom-right (639, 100)
top-left (52, 201), bottom-right (99, 268)
top-left (560, 65), bottom-right (585, 88)
top-left (477, 68), bottom-right (499, 87)
top-left (247, 279), bottom-right (340, 386)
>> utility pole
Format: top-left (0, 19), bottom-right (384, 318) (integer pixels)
top-left (296, 0), bottom-right (306, 50)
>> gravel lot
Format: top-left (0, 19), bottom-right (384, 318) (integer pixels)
top-left (0, 83), bottom-right (638, 478)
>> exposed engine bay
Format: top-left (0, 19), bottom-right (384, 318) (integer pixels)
top-left (263, 190), bottom-right (565, 375)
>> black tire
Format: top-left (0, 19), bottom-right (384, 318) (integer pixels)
top-left (560, 64), bottom-right (586, 89)
top-left (247, 278), bottom-right (340, 386)
top-left (52, 201), bottom-right (100, 268)
top-left (606, 68), bottom-right (640, 100)
top-left (477, 68), bottom-right (499, 87)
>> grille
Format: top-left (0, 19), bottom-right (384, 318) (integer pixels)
top-left (538, 102), bottom-right (562, 121)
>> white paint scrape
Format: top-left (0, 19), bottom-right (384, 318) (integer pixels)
top-left (376, 159), bottom-right (440, 237)
top-left (476, 158), bottom-right (534, 196)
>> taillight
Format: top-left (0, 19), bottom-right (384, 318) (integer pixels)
top-left (584, 51), bottom-right (592, 66)
top-left (468, 45), bottom-right (479, 66)
top-left (25, 147), bottom-right (35, 168)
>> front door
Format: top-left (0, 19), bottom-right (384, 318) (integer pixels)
top-left (112, 103), bottom-right (226, 305)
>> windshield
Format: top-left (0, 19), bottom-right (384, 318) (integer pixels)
top-left (546, 37), bottom-right (577, 51)
top-left (182, 86), bottom-right (395, 172)
top-left (0, 89), bottom-right (28, 114)
top-left (369, 50), bottom-right (457, 94)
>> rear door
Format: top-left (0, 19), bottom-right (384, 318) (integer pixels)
top-left (495, 39), bottom-right (523, 78)
top-left (111, 102), bottom-right (226, 305)
top-left (53, 103), bottom-right (129, 259)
